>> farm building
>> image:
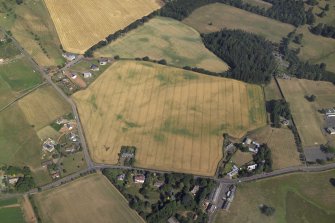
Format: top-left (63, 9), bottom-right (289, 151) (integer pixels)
top-left (167, 217), bottom-right (180, 223)
top-left (70, 73), bottom-right (77, 79)
top-left (90, 64), bottom-right (100, 71)
top-left (42, 138), bottom-right (56, 152)
top-left (191, 185), bottom-right (200, 196)
top-left (326, 127), bottom-right (335, 135)
top-left (117, 174), bottom-right (125, 181)
top-left (8, 177), bottom-right (19, 185)
top-left (243, 138), bottom-right (260, 153)
top-left (83, 72), bottom-right (92, 78)
top-left (227, 165), bottom-right (239, 179)
top-left (99, 58), bottom-right (108, 66)
top-left (247, 164), bottom-right (258, 171)
top-left (134, 174), bottom-right (145, 184)
top-left (62, 53), bottom-right (76, 61)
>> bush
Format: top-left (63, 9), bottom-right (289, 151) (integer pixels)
top-left (260, 205), bottom-right (275, 216)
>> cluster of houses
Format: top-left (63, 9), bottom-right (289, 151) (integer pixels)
top-left (68, 58), bottom-right (109, 81)
top-left (243, 138), bottom-right (261, 154)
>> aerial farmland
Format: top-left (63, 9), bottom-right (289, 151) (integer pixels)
top-left (43, 0), bottom-right (161, 53)
top-left (73, 61), bottom-right (266, 176)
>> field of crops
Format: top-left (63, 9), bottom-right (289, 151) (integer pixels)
top-left (33, 174), bottom-right (144, 223)
top-left (95, 17), bottom-right (229, 72)
top-left (73, 61), bottom-right (266, 176)
top-left (278, 78), bottom-right (335, 147)
top-left (183, 3), bottom-right (294, 43)
top-left (44, 0), bottom-right (161, 53)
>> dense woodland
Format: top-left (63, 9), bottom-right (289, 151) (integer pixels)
top-left (1, 165), bottom-right (35, 192)
top-left (161, 0), bottom-right (312, 26)
top-left (202, 30), bottom-right (276, 84)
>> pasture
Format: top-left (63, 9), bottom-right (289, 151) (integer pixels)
top-left (18, 85), bottom-right (71, 130)
top-left (290, 26), bottom-right (335, 73)
top-left (278, 78), bottom-right (335, 147)
top-left (95, 17), bottom-right (229, 72)
top-left (214, 170), bottom-right (335, 223)
top-left (243, 0), bottom-right (272, 9)
top-left (33, 174), bottom-right (144, 223)
top-left (44, 0), bottom-right (161, 54)
top-left (183, 3), bottom-right (294, 43)
top-left (0, 198), bottom-right (25, 223)
top-left (73, 61), bottom-right (266, 176)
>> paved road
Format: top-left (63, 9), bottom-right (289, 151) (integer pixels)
top-left (1, 29), bottom-right (94, 169)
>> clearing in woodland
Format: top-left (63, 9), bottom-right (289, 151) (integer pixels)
top-left (214, 170), bottom-right (335, 223)
top-left (73, 61), bottom-right (266, 176)
top-left (278, 78), bottom-right (335, 147)
top-left (33, 174), bottom-right (144, 223)
top-left (43, 0), bottom-right (161, 54)
top-left (95, 16), bottom-right (229, 73)
top-left (183, 3), bottom-right (294, 43)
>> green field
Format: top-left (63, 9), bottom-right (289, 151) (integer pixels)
top-left (0, 58), bottom-right (41, 92)
top-left (33, 174), bottom-right (144, 223)
top-left (0, 0), bottom-right (64, 66)
top-left (215, 170), bottom-right (335, 223)
top-left (95, 16), bottom-right (229, 72)
top-left (183, 3), bottom-right (294, 43)
top-left (0, 41), bottom-right (21, 59)
top-left (0, 198), bottom-right (25, 223)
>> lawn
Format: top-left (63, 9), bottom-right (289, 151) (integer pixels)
top-left (44, 0), bottom-right (161, 54)
top-left (0, 58), bottom-right (41, 92)
top-left (60, 152), bottom-right (87, 177)
top-left (214, 170), bottom-right (335, 223)
top-left (0, 197), bottom-right (25, 223)
top-left (0, 0), bottom-right (64, 66)
top-left (278, 78), bottom-right (335, 147)
top-left (33, 174), bottom-right (145, 223)
top-left (73, 60), bottom-right (266, 176)
top-left (95, 16), bottom-right (229, 73)
top-left (18, 85), bottom-right (71, 130)
top-left (183, 3), bottom-right (294, 43)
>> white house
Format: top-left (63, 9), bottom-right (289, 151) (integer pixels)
top-left (227, 165), bottom-right (239, 179)
top-left (62, 53), bottom-right (76, 61)
top-left (70, 73), bottom-right (77, 79)
top-left (90, 64), bottom-right (99, 71)
top-left (8, 177), bottom-right (19, 185)
top-left (134, 174), bottom-right (145, 184)
top-left (83, 72), bottom-right (92, 78)
top-left (247, 164), bottom-right (258, 171)
top-left (326, 127), bottom-right (335, 135)
top-left (99, 58), bottom-right (108, 66)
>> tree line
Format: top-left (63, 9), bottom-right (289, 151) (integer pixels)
top-left (310, 23), bottom-right (335, 39)
top-left (160, 0), bottom-right (313, 27)
top-left (202, 29), bottom-right (276, 84)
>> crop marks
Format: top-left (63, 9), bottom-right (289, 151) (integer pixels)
top-left (73, 61), bottom-right (266, 176)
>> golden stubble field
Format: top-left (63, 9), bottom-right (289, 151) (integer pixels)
top-left (44, 0), bottom-right (161, 53)
top-left (73, 61), bottom-right (266, 176)
top-left (33, 174), bottom-right (144, 223)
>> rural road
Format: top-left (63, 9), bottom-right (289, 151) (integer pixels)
top-left (1, 29), bottom-right (94, 169)
top-left (2, 28), bottom-right (335, 195)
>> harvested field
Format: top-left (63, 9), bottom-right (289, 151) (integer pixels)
top-left (44, 0), bottom-right (161, 53)
top-left (183, 3), bottom-right (294, 43)
top-left (278, 78), bottom-right (335, 147)
top-left (214, 170), bottom-right (335, 223)
top-left (33, 174), bottom-right (144, 223)
top-left (248, 126), bottom-right (301, 169)
top-left (95, 17), bottom-right (229, 72)
top-left (18, 85), bottom-right (71, 130)
top-left (73, 61), bottom-right (266, 176)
